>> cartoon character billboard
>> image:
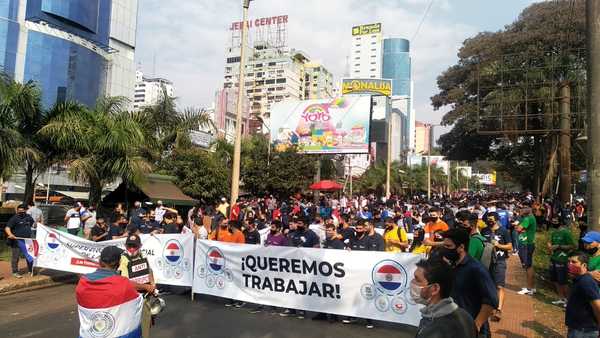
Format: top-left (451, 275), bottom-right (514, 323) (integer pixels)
top-left (270, 96), bottom-right (371, 154)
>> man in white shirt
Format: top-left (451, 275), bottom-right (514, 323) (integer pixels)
top-left (65, 203), bottom-right (84, 236)
top-left (154, 200), bottom-right (166, 223)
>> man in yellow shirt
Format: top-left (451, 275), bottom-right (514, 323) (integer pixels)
top-left (383, 217), bottom-right (409, 252)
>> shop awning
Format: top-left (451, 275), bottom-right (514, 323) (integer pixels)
top-left (138, 175), bottom-right (197, 207)
top-left (56, 190), bottom-right (90, 201)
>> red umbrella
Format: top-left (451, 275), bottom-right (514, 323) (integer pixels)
top-left (309, 180), bottom-right (343, 191)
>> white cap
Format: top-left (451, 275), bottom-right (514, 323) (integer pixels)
top-left (221, 197), bottom-right (227, 202)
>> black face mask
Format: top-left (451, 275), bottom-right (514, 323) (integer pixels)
top-left (551, 222), bottom-right (560, 229)
top-left (585, 247), bottom-right (598, 256)
top-left (441, 247), bottom-right (460, 266)
top-left (17, 211), bottom-right (26, 216)
top-left (270, 229), bottom-right (277, 235)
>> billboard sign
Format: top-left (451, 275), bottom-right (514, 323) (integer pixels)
top-left (230, 15), bottom-right (288, 31)
top-left (342, 78), bottom-right (392, 97)
top-left (270, 96), bottom-right (371, 154)
top-left (474, 172), bottom-right (497, 186)
top-left (189, 130), bottom-right (213, 149)
top-left (352, 23), bottom-right (382, 36)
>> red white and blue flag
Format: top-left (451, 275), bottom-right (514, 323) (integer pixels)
top-left (373, 262), bottom-right (405, 294)
top-left (207, 248), bottom-right (225, 273)
top-left (76, 271), bottom-right (143, 338)
top-left (164, 240), bottom-right (183, 264)
top-left (17, 239), bottom-right (38, 264)
top-left (46, 232), bottom-right (60, 250)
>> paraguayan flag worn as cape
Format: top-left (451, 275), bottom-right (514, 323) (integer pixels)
top-left (76, 268), bottom-right (143, 338)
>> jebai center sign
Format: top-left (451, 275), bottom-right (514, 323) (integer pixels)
top-left (342, 78), bottom-right (393, 97)
top-left (230, 15), bottom-right (288, 31)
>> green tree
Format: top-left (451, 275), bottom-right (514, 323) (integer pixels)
top-left (42, 97), bottom-right (151, 205)
top-left (432, 0), bottom-right (585, 191)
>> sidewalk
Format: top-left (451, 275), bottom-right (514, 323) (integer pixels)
top-left (0, 259), bottom-right (77, 295)
top-left (490, 255), bottom-right (566, 338)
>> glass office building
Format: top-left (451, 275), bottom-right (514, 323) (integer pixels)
top-left (382, 38), bottom-right (412, 158)
top-left (0, 0), bottom-right (137, 108)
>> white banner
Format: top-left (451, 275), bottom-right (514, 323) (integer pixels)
top-left (35, 225), bottom-right (194, 286)
top-left (192, 241), bottom-right (423, 325)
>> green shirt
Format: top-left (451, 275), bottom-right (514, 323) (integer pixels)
top-left (518, 215), bottom-right (537, 245)
top-left (589, 255), bottom-right (600, 271)
top-left (549, 227), bottom-right (575, 263)
top-left (469, 233), bottom-right (485, 261)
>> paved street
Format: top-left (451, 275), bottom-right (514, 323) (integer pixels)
top-left (0, 283), bottom-right (417, 338)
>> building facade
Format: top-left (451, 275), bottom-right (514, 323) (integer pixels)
top-left (350, 23), bottom-right (382, 79)
top-left (0, 0), bottom-right (138, 108)
top-left (133, 70), bottom-right (174, 110)
top-left (414, 120), bottom-right (433, 154)
top-left (223, 41), bottom-right (334, 135)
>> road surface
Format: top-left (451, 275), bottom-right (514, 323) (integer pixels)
top-left (0, 283), bottom-right (418, 338)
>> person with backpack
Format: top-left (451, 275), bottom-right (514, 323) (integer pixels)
top-left (481, 212), bottom-right (513, 322)
top-left (383, 217), bottom-right (409, 252)
top-left (456, 211), bottom-right (489, 262)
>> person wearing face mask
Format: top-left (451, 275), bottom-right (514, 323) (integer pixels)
top-left (547, 217), bottom-right (576, 307)
top-left (118, 234), bottom-right (155, 338)
top-left (209, 216), bottom-right (245, 243)
top-left (481, 212), bottom-right (513, 322)
top-left (412, 258), bottom-right (477, 338)
top-left (287, 217), bottom-right (320, 249)
top-left (423, 207), bottom-right (449, 249)
top-left (456, 211), bottom-right (486, 261)
top-left (441, 228), bottom-right (498, 338)
top-left (565, 252), bottom-right (600, 338)
top-left (581, 231), bottom-right (600, 283)
top-left (383, 217), bottom-right (408, 252)
top-left (4, 204), bottom-right (35, 278)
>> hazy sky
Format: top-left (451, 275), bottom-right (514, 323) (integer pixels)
top-left (135, 0), bottom-right (540, 138)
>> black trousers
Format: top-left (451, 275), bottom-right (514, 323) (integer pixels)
top-left (11, 246), bottom-right (33, 273)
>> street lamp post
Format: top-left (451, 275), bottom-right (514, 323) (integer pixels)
top-left (427, 123), bottom-right (439, 200)
top-left (230, 0), bottom-right (251, 206)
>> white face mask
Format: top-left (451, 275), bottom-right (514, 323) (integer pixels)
top-left (409, 279), bottom-right (432, 305)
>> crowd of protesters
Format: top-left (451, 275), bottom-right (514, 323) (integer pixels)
top-left (5, 191), bottom-right (600, 337)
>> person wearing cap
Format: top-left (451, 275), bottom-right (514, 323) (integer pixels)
top-left (76, 246), bottom-right (143, 338)
top-left (129, 201), bottom-right (146, 229)
top-left (581, 231), bottom-right (600, 283)
top-left (118, 234), bottom-right (155, 338)
top-left (383, 216), bottom-right (408, 252)
top-left (4, 204), bottom-right (35, 278)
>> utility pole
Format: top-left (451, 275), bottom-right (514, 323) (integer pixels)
top-left (427, 124), bottom-right (433, 200)
top-left (386, 102), bottom-right (392, 198)
top-left (559, 82), bottom-right (572, 206)
top-left (314, 156), bottom-right (321, 203)
top-left (447, 161), bottom-right (451, 196)
top-left (588, 0), bottom-right (600, 230)
top-left (230, 0), bottom-right (251, 206)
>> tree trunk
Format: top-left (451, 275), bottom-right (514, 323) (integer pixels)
top-left (23, 162), bottom-right (35, 205)
top-left (89, 177), bottom-right (103, 207)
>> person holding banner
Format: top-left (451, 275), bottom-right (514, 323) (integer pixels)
top-left (76, 246), bottom-right (143, 338)
top-left (4, 204), bottom-right (35, 278)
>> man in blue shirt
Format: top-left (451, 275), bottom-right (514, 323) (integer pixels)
top-left (441, 228), bottom-right (498, 338)
top-left (565, 252), bottom-right (600, 338)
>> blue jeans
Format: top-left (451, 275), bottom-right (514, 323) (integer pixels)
top-left (567, 328), bottom-right (599, 338)
top-left (511, 229), bottom-right (519, 251)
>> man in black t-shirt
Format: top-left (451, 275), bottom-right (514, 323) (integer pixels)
top-left (91, 217), bottom-right (112, 242)
top-left (4, 204), bottom-right (35, 277)
top-left (323, 223), bottom-right (344, 249)
top-left (243, 221), bottom-right (260, 245)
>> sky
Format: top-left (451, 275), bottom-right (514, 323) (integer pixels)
top-left (135, 0), bottom-right (541, 140)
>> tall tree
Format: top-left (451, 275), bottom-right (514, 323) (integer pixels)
top-left (432, 0), bottom-right (585, 191)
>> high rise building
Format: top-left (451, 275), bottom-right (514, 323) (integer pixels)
top-left (223, 15), bottom-right (334, 135)
top-left (346, 23), bottom-right (415, 166)
top-left (133, 70), bottom-right (174, 110)
top-left (350, 23), bottom-right (382, 79)
top-left (0, 0), bottom-right (138, 108)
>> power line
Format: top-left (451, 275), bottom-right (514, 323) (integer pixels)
top-left (411, 0), bottom-right (435, 43)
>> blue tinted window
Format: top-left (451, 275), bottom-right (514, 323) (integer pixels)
top-left (0, 17), bottom-right (19, 76)
top-left (41, 0), bottom-right (99, 33)
top-left (26, 0), bottom-right (111, 44)
top-left (383, 39), bottom-right (411, 97)
top-left (24, 31), bottom-right (106, 108)
top-left (0, 0), bottom-right (19, 20)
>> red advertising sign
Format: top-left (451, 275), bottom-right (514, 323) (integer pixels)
top-left (230, 15), bottom-right (288, 31)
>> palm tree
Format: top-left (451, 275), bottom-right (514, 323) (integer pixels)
top-left (42, 96), bottom-right (152, 205)
top-left (133, 87), bottom-right (214, 163)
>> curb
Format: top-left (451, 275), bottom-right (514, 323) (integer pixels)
top-left (0, 272), bottom-right (78, 296)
